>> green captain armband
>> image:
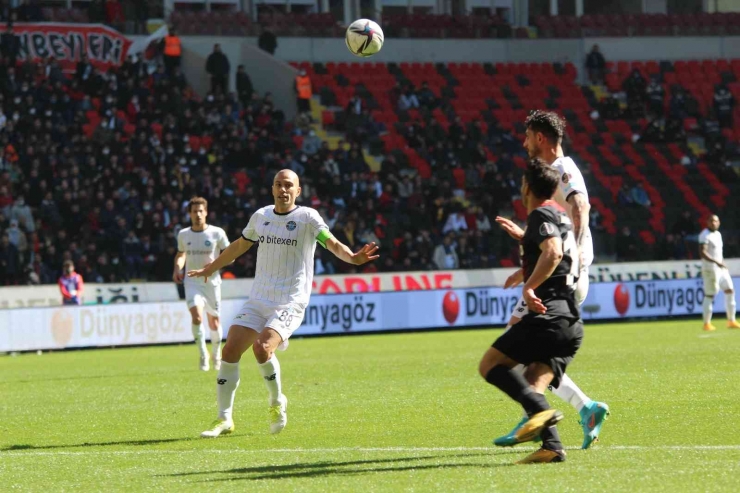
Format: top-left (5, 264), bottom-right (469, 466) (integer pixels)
top-left (316, 229), bottom-right (333, 249)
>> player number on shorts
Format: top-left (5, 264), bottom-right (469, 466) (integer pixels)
top-left (563, 230), bottom-right (579, 286)
top-left (278, 310), bottom-right (293, 329)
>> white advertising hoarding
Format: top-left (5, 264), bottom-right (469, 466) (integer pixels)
top-left (1, 259), bottom-right (737, 310)
top-left (2, 277), bottom-right (734, 352)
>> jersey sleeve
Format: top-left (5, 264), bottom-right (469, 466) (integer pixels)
top-left (241, 213), bottom-right (259, 243)
top-left (555, 160), bottom-right (587, 201)
top-left (307, 209), bottom-right (332, 248)
top-left (176, 230), bottom-right (185, 253)
top-left (698, 230), bottom-right (709, 244)
top-left (527, 209), bottom-right (561, 246)
top-left (218, 229), bottom-right (231, 250)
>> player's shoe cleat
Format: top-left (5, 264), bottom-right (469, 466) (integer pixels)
top-left (200, 419), bottom-right (234, 438)
top-left (579, 401), bottom-right (610, 449)
top-left (199, 355), bottom-right (209, 371)
top-left (269, 395), bottom-right (288, 434)
top-left (727, 320), bottom-right (740, 329)
top-left (516, 447), bottom-right (566, 464)
top-left (493, 417), bottom-right (542, 447)
top-left (703, 323), bottom-right (717, 331)
top-left (511, 409), bottom-right (563, 445)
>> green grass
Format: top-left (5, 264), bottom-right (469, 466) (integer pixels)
top-left (1, 319), bottom-right (740, 492)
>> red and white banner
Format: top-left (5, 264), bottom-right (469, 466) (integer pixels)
top-left (0, 22), bottom-right (132, 71)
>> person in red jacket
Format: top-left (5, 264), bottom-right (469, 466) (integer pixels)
top-left (59, 260), bottom-right (84, 305)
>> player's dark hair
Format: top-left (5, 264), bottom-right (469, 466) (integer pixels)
top-left (525, 110), bottom-right (566, 145)
top-left (188, 196), bottom-right (208, 212)
top-left (524, 158), bottom-right (560, 200)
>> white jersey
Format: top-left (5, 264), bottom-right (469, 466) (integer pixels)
top-left (698, 228), bottom-right (723, 273)
top-left (552, 156), bottom-right (593, 267)
top-left (242, 205), bottom-right (329, 305)
top-left (177, 225), bottom-right (230, 286)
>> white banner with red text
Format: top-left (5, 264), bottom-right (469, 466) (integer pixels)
top-left (1, 259), bottom-right (739, 310)
top-left (0, 23), bottom-right (133, 72)
top-left (1, 277), bottom-right (736, 352)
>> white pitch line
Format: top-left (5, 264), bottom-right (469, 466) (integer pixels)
top-left (3, 445), bottom-right (740, 457)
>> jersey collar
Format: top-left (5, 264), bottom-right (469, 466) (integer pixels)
top-left (273, 205), bottom-right (301, 216)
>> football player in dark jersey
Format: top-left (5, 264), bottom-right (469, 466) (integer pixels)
top-left (478, 158), bottom-right (584, 464)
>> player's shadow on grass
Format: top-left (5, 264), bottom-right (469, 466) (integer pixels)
top-left (168, 453), bottom-right (515, 482)
top-left (1, 435), bottom-right (210, 452)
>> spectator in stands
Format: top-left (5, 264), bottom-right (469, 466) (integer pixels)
top-left (442, 207), bottom-right (468, 234)
top-left (630, 182), bottom-right (651, 208)
top-left (1, 24), bottom-right (20, 67)
top-left (295, 69), bottom-right (312, 117)
top-left (668, 87), bottom-right (689, 120)
top-left (646, 76), bottom-right (665, 117)
top-left (105, 0), bottom-right (125, 31)
top-left (585, 44), bottom-right (606, 85)
top-left (713, 84), bottom-right (734, 128)
top-left (132, 0), bottom-right (148, 34)
top-left (7, 195), bottom-right (33, 232)
top-left (616, 226), bottom-right (639, 261)
top-left (6, 218), bottom-right (27, 261)
top-left (0, 232), bottom-right (20, 285)
top-left (617, 183), bottom-right (634, 206)
top-left (236, 65), bottom-right (254, 107)
top-left (162, 27), bottom-right (182, 76)
top-left (17, 0), bottom-right (42, 22)
top-left (89, 0), bottom-right (105, 23)
top-left (398, 85), bottom-right (420, 111)
top-left (302, 130), bottom-right (321, 156)
top-left (206, 44), bottom-right (231, 96)
top-left (639, 118), bottom-right (664, 143)
top-left (59, 259), bottom-right (83, 305)
top-left (671, 210), bottom-right (696, 238)
top-left (417, 82), bottom-right (437, 110)
top-left (258, 28), bottom-right (278, 55)
top-left (623, 68), bottom-right (646, 116)
top-left (433, 234), bottom-right (459, 270)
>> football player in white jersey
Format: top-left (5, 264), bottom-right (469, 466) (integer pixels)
top-left (174, 197), bottom-right (231, 371)
top-left (493, 110), bottom-right (609, 450)
top-left (699, 214), bottom-right (739, 331)
top-left (188, 169), bottom-right (379, 438)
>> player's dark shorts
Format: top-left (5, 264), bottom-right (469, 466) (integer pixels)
top-left (492, 313), bottom-right (584, 389)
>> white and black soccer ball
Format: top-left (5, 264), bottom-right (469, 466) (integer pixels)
top-left (345, 19), bottom-right (384, 58)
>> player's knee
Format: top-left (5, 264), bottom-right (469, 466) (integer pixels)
top-left (478, 358), bottom-right (494, 379)
top-left (725, 289), bottom-right (734, 295)
top-left (221, 342), bottom-right (242, 363)
top-left (191, 313), bottom-right (202, 325)
top-left (253, 341), bottom-right (275, 363)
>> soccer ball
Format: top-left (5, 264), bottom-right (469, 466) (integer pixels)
top-left (345, 19), bottom-right (384, 58)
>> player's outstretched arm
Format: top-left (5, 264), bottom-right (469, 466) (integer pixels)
top-left (187, 237), bottom-right (254, 282)
top-left (522, 236), bottom-right (563, 314)
top-left (495, 216), bottom-right (525, 241)
top-left (325, 237), bottom-right (380, 266)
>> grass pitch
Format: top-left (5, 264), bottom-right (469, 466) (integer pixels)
top-left (1, 319), bottom-right (740, 492)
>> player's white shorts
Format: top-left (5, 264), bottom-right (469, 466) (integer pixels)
top-left (230, 298), bottom-right (307, 343)
top-left (185, 282), bottom-right (221, 317)
top-left (509, 267), bottom-right (590, 320)
top-left (703, 268), bottom-right (734, 297)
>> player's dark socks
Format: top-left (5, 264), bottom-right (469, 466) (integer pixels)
top-left (540, 425), bottom-right (564, 451)
top-left (485, 365), bottom-right (549, 416)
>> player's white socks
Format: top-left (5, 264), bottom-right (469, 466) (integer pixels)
top-left (257, 356), bottom-right (283, 406)
top-left (726, 295), bottom-right (737, 322)
top-left (703, 296), bottom-right (714, 324)
top-left (210, 325), bottom-right (223, 360)
top-left (192, 323), bottom-right (207, 358)
top-left (216, 361), bottom-right (240, 421)
top-left (551, 373), bottom-right (590, 412)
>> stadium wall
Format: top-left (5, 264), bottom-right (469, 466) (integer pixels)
top-left (168, 35), bottom-right (740, 64)
top-left (1, 277), bottom-right (736, 352)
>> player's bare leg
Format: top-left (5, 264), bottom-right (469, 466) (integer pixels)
top-left (189, 305), bottom-right (209, 370)
top-left (703, 294), bottom-right (716, 331)
top-left (253, 328), bottom-right (288, 434)
top-left (201, 325), bottom-right (260, 438)
top-left (207, 313), bottom-right (223, 370)
top-left (724, 289), bottom-right (739, 328)
top-left (479, 349), bottom-right (564, 462)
